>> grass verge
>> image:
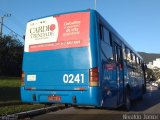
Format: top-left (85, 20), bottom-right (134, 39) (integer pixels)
top-left (0, 77), bottom-right (21, 87)
top-left (0, 104), bottom-right (46, 115)
top-left (0, 77), bottom-right (48, 115)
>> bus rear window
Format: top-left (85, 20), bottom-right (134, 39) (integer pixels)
top-left (24, 12), bottom-right (90, 52)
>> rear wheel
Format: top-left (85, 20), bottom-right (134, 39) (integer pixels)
top-left (125, 90), bottom-right (131, 111)
top-left (73, 105), bottom-right (79, 109)
top-left (65, 104), bottom-right (69, 108)
top-left (142, 84), bottom-right (146, 94)
top-left (138, 85), bottom-right (145, 101)
top-left (138, 95), bottom-right (143, 101)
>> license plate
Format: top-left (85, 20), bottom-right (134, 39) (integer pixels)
top-left (48, 96), bottom-right (61, 101)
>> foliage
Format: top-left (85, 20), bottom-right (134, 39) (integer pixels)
top-left (153, 67), bottom-right (160, 80)
top-left (138, 52), bottom-right (160, 64)
top-left (138, 52), bottom-right (160, 81)
top-left (0, 35), bottom-right (24, 77)
top-left (146, 68), bottom-right (156, 81)
top-left (146, 68), bottom-right (160, 81)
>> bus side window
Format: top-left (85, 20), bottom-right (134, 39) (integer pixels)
top-left (99, 23), bottom-right (111, 46)
top-left (137, 57), bottom-right (141, 74)
top-left (99, 24), bottom-right (103, 40)
top-left (139, 59), bottom-right (142, 67)
top-left (99, 24), bottom-right (113, 62)
top-left (130, 52), bottom-right (133, 62)
top-left (130, 52), bottom-right (135, 65)
top-left (114, 45), bottom-right (118, 62)
top-left (103, 27), bottom-right (110, 45)
top-left (139, 58), bottom-right (141, 65)
top-left (122, 44), bottom-right (126, 60)
top-left (132, 53), bottom-right (136, 65)
top-left (125, 48), bottom-right (130, 63)
top-left (136, 56), bottom-right (139, 65)
top-left (138, 58), bottom-right (140, 65)
top-left (117, 47), bottom-right (122, 63)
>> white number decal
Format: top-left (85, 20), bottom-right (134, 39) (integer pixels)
top-left (81, 74), bottom-right (84, 83)
top-left (69, 74), bottom-right (74, 83)
top-left (63, 74), bottom-right (68, 83)
top-left (74, 74), bottom-right (80, 83)
top-left (63, 74), bottom-right (84, 84)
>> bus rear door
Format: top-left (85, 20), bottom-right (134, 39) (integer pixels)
top-left (101, 41), bottom-right (124, 108)
top-left (113, 43), bottom-right (124, 106)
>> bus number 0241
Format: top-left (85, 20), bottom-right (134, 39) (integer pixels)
top-left (63, 74), bottom-right (84, 83)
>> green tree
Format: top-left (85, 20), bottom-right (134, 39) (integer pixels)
top-left (146, 68), bottom-right (156, 81)
top-left (0, 35), bottom-right (24, 77)
top-left (153, 67), bottom-right (160, 80)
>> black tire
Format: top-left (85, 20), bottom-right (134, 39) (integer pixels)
top-left (138, 95), bottom-right (143, 101)
top-left (138, 85), bottom-right (145, 101)
top-left (65, 104), bottom-right (69, 108)
top-left (125, 91), bottom-right (131, 111)
top-left (142, 84), bottom-right (146, 94)
top-left (73, 105), bottom-right (79, 109)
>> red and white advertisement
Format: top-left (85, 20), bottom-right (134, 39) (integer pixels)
top-left (24, 12), bottom-right (90, 52)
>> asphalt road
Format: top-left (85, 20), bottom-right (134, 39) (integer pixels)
top-left (31, 84), bottom-right (160, 120)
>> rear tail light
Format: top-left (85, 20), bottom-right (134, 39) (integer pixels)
top-left (21, 72), bottom-right (25, 86)
top-left (89, 67), bottom-right (99, 86)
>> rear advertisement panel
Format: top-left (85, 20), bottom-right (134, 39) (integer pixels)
top-left (25, 12), bottom-right (90, 52)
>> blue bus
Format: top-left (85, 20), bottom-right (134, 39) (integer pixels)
top-left (21, 9), bottom-right (146, 111)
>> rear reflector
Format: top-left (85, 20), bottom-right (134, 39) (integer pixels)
top-left (21, 72), bottom-right (25, 86)
top-left (74, 88), bottom-right (85, 90)
top-left (26, 87), bottom-right (36, 90)
top-left (89, 67), bottom-right (99, 86)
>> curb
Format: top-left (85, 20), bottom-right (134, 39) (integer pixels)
top-left (1, 105), bottom-right (64, 120)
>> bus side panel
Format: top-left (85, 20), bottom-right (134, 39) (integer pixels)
top-left (95, 13), bottom-right (119, 108)
top-left (89, 11), bottom-right (102, 106)
top-left (89, 11), bottom-right (99, 68)
top-left (127, 68), bottom-right (144, 100)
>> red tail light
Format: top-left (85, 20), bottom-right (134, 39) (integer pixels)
top-left (21, 72), bottom-right (25, 86)
top-left (89, 67), bottom-right (99, 86)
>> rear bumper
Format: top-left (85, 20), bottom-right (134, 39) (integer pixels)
top-left (20, 87), bottom-right (101, 107)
